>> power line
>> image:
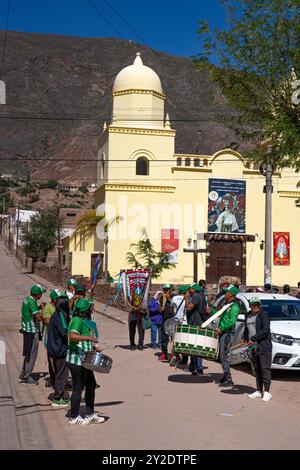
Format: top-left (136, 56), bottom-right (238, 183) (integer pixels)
top-left (0, 114), bottom-right (239, 122)
top-left (102, 0), bottom-right (148, 47)
top-left (1, 174), bottom-right (299, 182)
top-left (0, 157), bottom-right (276, 163)
top-left (83, 0), bottom-right (196, 125)
top-left (83, 0), bottom-right (124, 38)
top-left (1, 0), bottom-right (11, 79)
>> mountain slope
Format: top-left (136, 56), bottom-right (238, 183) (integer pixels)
top-left (0, 31), bottom-right (243, 183)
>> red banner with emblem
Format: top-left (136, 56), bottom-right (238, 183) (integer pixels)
top-left (273, 232), bottom-right (290, 265)
top-left (161, 229), bottom-right (179, 264)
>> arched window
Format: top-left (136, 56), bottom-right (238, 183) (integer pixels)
top-left (177, 157), bottom-right (182, 166)
top-left (185, 158), bottom-right (191, 167)
top-left (136, 157), bottom-right (149, 175)
top-left (194, 158), bottom-right (200, 167)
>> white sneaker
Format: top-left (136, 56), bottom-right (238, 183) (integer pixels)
top-left (69, 415), bottom-right (89, 425)
top-left (248, 390), bottom-right (262, 399)
top-left (262, 391), bottom-right (272, 402)
top-left (85, 413), bottom-right (105, 424)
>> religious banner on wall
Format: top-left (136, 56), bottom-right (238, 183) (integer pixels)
top-left (273, 232), bottom-right (290, 265)
top-left (208, 178), bottom-right (246, 233)
top-left (161, 229), bottom-right (179, 263)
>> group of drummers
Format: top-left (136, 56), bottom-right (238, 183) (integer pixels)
top-left (137, 280), bottom-right (272, 401)
top-left (19, 275), bottom-right (272, 428)
top-left (19, 279), bottom-right (106, 426)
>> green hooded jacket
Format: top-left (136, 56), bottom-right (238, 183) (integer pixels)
top-left (219, 302), bottom-right (240, 333)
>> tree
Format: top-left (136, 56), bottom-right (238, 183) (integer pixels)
top-left (126, 231), bottom-right (175, 280)
top-left (195, 0), bottom-right (300, 168)
top-left (0, 189), bottom-right (12, 214)
top-left (38, 179), bottom-right (59, 190)
top-left (20, 210), bottom-right (58, 272)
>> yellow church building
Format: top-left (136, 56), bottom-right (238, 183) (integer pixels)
top-left (69, 52), bottom-right (300, 287)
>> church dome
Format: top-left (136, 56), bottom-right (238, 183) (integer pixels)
top-left (113, 52), bottom-right (163, 95)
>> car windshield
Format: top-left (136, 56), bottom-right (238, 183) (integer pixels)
top-left (260, 300), bottom-right (300, 321)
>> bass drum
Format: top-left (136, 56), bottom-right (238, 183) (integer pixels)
top-left (82, 351), bottom-right (113, 373)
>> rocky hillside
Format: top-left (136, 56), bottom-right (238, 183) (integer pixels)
top-left (0, 31), bottom-right (244, 183)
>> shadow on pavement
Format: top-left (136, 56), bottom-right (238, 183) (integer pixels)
top-left (168, 374), bottom-right (213, 384)
top-left (232, 363), bottom-right (300, 382)
top-left (94, 401), bottom-right (124, 407)
top-left (31, 372), bottom-right (48, 381)
top-left (16, 402), bottom-right (52, 411)
top-left (65, 407), bottom-right (111, 420)
top-left (207, 373), bottom-right (225, 383)
top-left (220, 384), bottom-right (256, 395)
top-left (271, 370), bottom-right (300, 382)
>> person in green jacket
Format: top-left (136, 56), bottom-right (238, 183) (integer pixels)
top-left (215, 285), bottom-right (240, 387)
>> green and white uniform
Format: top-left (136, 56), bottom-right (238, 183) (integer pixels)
top-left (21, 296), bottom-right (40, 333)
top-left (66, 316), bottom-right (94, 366)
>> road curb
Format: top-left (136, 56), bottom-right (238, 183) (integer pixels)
top-left (0, 338), bottom-right (21, 450)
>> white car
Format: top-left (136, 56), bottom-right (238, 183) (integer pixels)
top-left (214, 293), bottom-right (300, 370)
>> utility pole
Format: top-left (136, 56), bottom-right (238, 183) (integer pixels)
top-left (183, 239), bottom-right (206, 283)
top-left (1, 197), bottom-right (5, 238)
top-left (8, 212), bottom-right (11, 250)
top-left (57, 207), bottom-right (62, 285)
top-left (15, 205), bottom-right (20, 258)
top-left (104, 231), bottom-right (109, 282)
top-left (260, 162), bottom-right (274, 285)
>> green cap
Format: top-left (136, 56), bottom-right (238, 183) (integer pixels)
top-left (50, 289), bottom-right (61, 301)
top-left (249, 297), bottom-right (261, 305)
top-left (59, 291), bottom-right (69, 299)
top-left (162, 284), bottom-right (173, 289)
top-left (75, 284), bottom-right (86, 293)
top-left (189, 283), bottom-right (202, 293)
top-left (67, 278), bottom-right (78, 287)
top-left (30, 284), bottom-right (47, 296)
top-left (75, 298), bottom-right (92, 313)
top-left (223, 284), bottom-right (239, 296)
top-left (178, 285), bottom-right (189, 294)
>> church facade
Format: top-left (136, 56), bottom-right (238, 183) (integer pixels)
top-left (91, 53), bottom-right (300, 287)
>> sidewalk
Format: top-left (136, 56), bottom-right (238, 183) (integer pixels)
top-left (0, 356), bottom-right (21, 450)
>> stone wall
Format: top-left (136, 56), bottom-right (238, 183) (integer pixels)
top-left (34, 257), bottom-right (127, 311)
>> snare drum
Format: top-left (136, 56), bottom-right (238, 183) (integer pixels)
top-left (173, 323), bottom-right (219, 360)
top-left (82, 351), bottom-right (113, 373)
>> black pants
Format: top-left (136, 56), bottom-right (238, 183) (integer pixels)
top-left (161, 320), bottom-right (170, 354)
top-left (129, 319), bottom-right (144, 347)
top-left (180, 354), bottom-right (189, 365)
top-left (47, 353), bottom-right (56, 383)
top-left (252, 351), bottom-right (272, 393)
top-left (50, 357), bottom-right (69, 400)
top-left (67, 363), bottom-right (96, 418)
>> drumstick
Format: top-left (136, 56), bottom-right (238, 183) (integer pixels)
top-left (201, 302), bottom-right (233, 328)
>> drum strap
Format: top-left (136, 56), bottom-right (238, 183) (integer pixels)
top-left (174, 297), bottom-right (186, 321)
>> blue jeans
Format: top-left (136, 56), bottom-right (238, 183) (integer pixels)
top-left (151, 324), bottom-right (161, 348)
top-left (189, 355), bottom-right (203, 372)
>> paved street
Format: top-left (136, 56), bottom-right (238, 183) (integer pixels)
top-left (1, 242), bottom-right (300, 450)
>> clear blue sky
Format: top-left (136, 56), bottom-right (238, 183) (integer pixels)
top-left (0, 0), bottom-right (226, 57)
